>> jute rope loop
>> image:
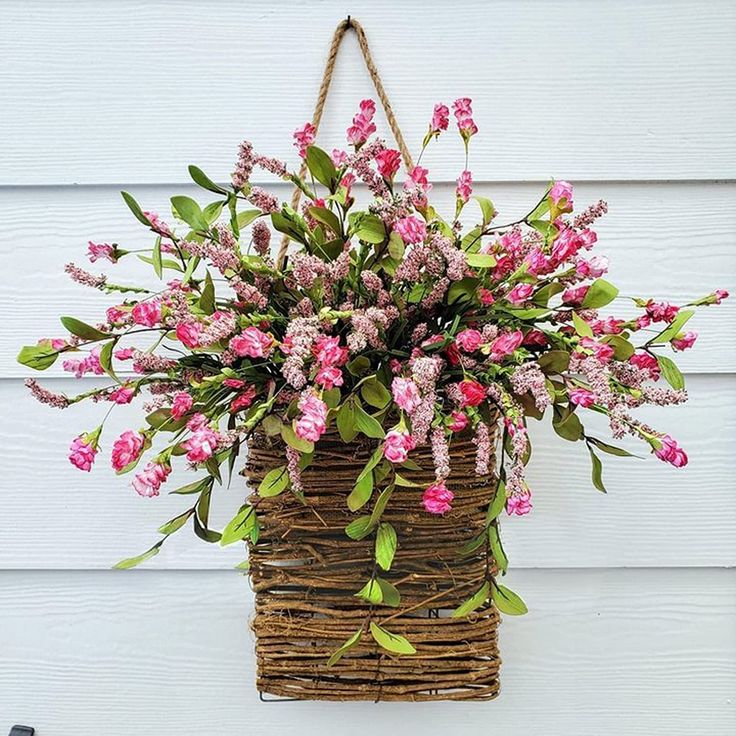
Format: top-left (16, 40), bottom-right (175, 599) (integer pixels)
top-left (277, 17), bottom-right (414, 269)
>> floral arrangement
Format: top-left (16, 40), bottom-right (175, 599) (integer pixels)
top-left (19, 97), bottom-right (727, 655)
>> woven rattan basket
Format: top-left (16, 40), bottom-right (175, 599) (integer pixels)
top-left (244, 425), bottom-right (502, 701)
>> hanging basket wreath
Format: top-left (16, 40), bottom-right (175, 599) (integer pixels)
top-left (18, 18), bottom-right (727, 701)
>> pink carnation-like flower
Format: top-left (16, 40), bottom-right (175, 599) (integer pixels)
top-left (383, 429), bottom-right (415, 464)
top-left (430, 103), bottom-right (449, 135)
top-left (375, 149), bottom-right (402, 180)
top-left (713, 289), bottom-right (729, 304)
top-left (645, 300), bottom-right (679, 323)
top-left (132, 461), bottom-right (171, 498)
top-left (580, 337), bottom-right (615, 363)
top-left (229, 327), bottom-right (275, 359)
top-left (630, 352), bottom-right (661, 381)
top-left (456, 169), bottom-right (473, 203)
top-left (87, 241), bottom-right (116, 263)
top-left (576, 254), bottom-right (609, 278)
top-left (176, 321), bottom-right (202, 348)
top-left (422, 480), bottom-right (454, 514)
top-left (331, 148), bottom-right (348, 166)
top-left (506, 490), bottom-right (533, 516)
top-left (313, 335), bottom-right (348, 367)
top-left (182, 424), bottom-right (220, 463)
top-left (654, 435), bottom-right (688, 467)
top-left (114, 347), bottom-right (134, 361)
top-left (347, 99), bottom-right (377, 146)
top-left (230, 385), bottom-right (257, 413)
top-left (478, 288), bottom-right (495, 306)
top-left (672, 331), bottom-right (697, 351)
top-left (489, 330), bottom-right (524, 361)
top-left (452, 97), bottom-right (478, 140)
top-left (295, 395), bottom-right (328, 443)
top-left (393, 216), bottom-right (427, 244)
top-left (171, 391), bottom-right (193, 420)
top-left (549, 180), bottom-right (574, 211)
top-left (132, 300), bottom-right (161, 327)
top-left (293, 121), bottom-right (316, 157)
top-left (111, 430), bottom-right (145, 472)
top-left (562, 285), bottom-right (589, 305)
top-left (315, 364), bottom-right (344, 390)
top-left (459, 379), bottom-right (486, 408)
top-left (68, 434), bottom-right (97, 472)
top-left (448, 411), bottom-right (469, 432)
top-left (507, 283), bottom-right (535, 305)
top-left (569, 387), bottom-right (595, 408)
top-left (107, 306), bottom-right (126, 324)
top-left (109, 385), bottom-right (135, 405)
top-left (392, 377), bottom-right (422, 413)
top-left (455, 329), bottom-right (483, 353)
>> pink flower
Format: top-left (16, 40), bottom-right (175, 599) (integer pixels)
top-left (347, 99), bottom-right (377, 146)
top-left (331, 149), bottom-right (348, 166)
top-left (187, 413), bottom-right (208, 431)
top-left (523, 329), bottom-right (547, 346)
top-left (713, 289), bottom-right (729, 304)
top-left (107, 306), bottom-right (126, 324)
top-left (430, 103), bottom-right (449, 135)
top-left (313, 335), bottom-right (348, 367)
top-left (176, 321), bottom-right (202, 348)
top-left (654, 435), bottom-right (688, 467)
top-left (87, 241), bottom-right (116, 263)
top-left (422, 480), bottom-right (454, 514)
top-left (111, 430), bottom-right (145, 471)
top-left (383, 429), bottom-right (415, 464)
top-left (478, 288), bottom-right (495, 306)
top-left (455, 329), bottom-right (483, 353)
top-left (375, 149), bottom-right (402, 180)
top-left (393, 216), bottom-right (427, 244)
top-left (579, 337), bottom-right (615, 363)
top-left (182, 425), bottom-right (220, 463)
top-left (455, 169), bottom-right (473, 203)
top-left (68, 434), bottom-right (97, 472)
top-left (229, 327), bottom-right (275, 358)
top-left (38, 337), bottom-right (67, 351)
top-left (525, 249), bottom-right (550, 275)
top-left (223, 378), bottom-right (246, 389)
top-left (392, 377), bottom-right (422, 413)
top-left (506, 490), bottom-right (533, 516)
top-left (293, 121), bottom-right (316, 157)
top-left (569, 387), bottom-right (595, 408)
top-left (114, 347), bottom-right (134, 360)
top-left (549, 180), bottom-right (574, 211)
top-left (109, 385), bottom-right (135, 404)
top-left (672, 331), bottom-right (697, 351)
top-left (576, 254), bottom-right (609, 278)
top-left (448, 411), bottom-right (469, 432)
top-left (230, 385), bottom-right (257, 413)
top-left (489, 330), bottom-right (524, 361)
top-left (132, 300), bottom-right (161, 327)
top-left (132, 461), bottom-right (171, 498)
top-left (507, 283), bottom-right (535, 305)
top-left (62, 346), bottom-right (104, 378)
top-left (452, 97), bottom-right (478, 140)
top-left (645, 300), bottom-right (679, 323)
top-left (171, 391), bottom-right (193, 420)
top-left (630, 352), bottom-right (661, 381)
top-left (459, 379), bottom-right (486, 408)
top-left (315, 364), bottom-right (344, 389)
top-left (591, 317), bottom-right (625, 335)
top-left (295, 395), bottom-right (328, 443)
top-left (143, 212), bottom-right (172, 238)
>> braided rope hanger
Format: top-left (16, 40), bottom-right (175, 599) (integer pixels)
top-left (276, 17), bottom-right (414, 269)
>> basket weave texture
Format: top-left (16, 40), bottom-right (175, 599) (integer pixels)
top-left (244, 426), bottom-right (501, 701)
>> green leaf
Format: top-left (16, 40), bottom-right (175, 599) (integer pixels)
top-left (353, 402), bottom-right (386, 439)
top-left (369, 623), bottom-right (416, 655)
top-left (322, 387), bottom-right (342, 409)
top-left (537, 350), bottom-right (570, 374)
top-left (171, 195), bottom-right (208, 231)
top-left (327, 629), bottom-right (363, 667)
top-left (486, 481), bottom-right (507, 522)
top-left (60, 316), bottom-right (109, 341)
top-left (375, 522), bottom-right (397, 571)
top-left (204, 201), bottom-right (224, 225)
top-left (336, 400), bottom-right (358, 443)
top-left (182, 254), bottom-right (200, 284)
top-left (587, 445), bottom-right (607, 493)
top-left (237, 209), bottom-right (261, 229)
top-left (305, 145), bottom-right (338, 189)
top-left (121, 191), bottom-right (151, 226)
top-left (158, 508), bottom-right (195, 535)
top-left (394, 473), bottom-right (422, 488)
top-left (99, 340), bottom-right (117, 381)
top-left (113, 541), bottom-right (162, 569)
top-left (474, 196), bottom-right (496, 226)
top-left (602, 335), bottom-right (635, 361)
top-left (587, 436), bottom-right (635, 458)
top-left (492, 583), bottom-right (528, 615)
top-left (361, 376), bottom-right (391, 409)
top-left (17, 344), bottom-right (59, 371)
top-left (308, 206), bottom-right (342, 236)
top-left (656, 354), bottom-right (685, 390)
top-left (553, 410), bottom-right (584, 441)
top-left (376, 578), bottom-right (401, 607)
top-left (258, 465), bottom-right (289, 497)
top-left (220, 505), bottom-right (256, 546)
top-left (345, 515), bottom-right (374, 540)
top-left (652, 309), bottom-right (695, 345)
top-left (151, 236), bottom-right (163, 278)
top-left (188, 165), bottom-right (227, 194)
top-left (168, 477), bottom-right (211, 495)
top-left (355, 579), bottom-right (383, 604)
top-left (346, 355), bottom-right (371, 376)
top-left (572, 312), bottom-right (594, 338)
top-left (281, 424), bottom-right (314, 454)
top-left (199, 271), bottom-right (216, 314)
top-left (581, 278), bottom-right (619, 309)
top-left (488, 525), bottom-right (509, 572)
top-left (261, 414), bottom-right (283, 437)
top-left (452, 581), bottom-right (490, 618)
top-left (354, 213), bottom-right (387, 244)
top-left (369, 484), bottom-right (394, 525)
top-left (448, 277), bottom-right (480, 305)
top-left (387, 232), bottom-right (405, 260)
top-left (466, 252), bottom-right (497, 269)
top-left (348, 470), bottom-right (374, 511)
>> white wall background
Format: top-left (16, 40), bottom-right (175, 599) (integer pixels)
top-left (1, 1), bottom-right (735, 733)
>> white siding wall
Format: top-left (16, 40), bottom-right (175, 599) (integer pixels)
top-left (1, 1), bottom-right (734, 734)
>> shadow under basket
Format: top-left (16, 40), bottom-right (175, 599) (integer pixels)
top-left (244, 428), bottom-right (502, 702)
